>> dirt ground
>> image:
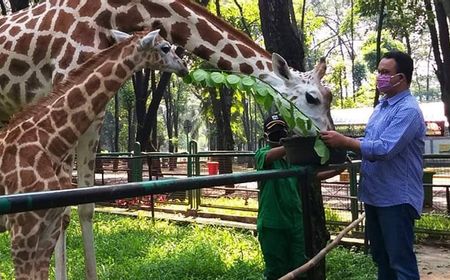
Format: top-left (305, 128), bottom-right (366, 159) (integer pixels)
top-left (417, 243), bottom-right (450, 280)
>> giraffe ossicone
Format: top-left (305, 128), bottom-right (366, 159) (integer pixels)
top-left (0, 28), bottom-right (187, 280)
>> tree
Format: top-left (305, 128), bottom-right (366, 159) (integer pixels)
top-left (425, 0), bottom-right (450, 125)
top-left (9, 0), bottom-right (28, 12)
top-left (258, 0), bottom-right (305, 71)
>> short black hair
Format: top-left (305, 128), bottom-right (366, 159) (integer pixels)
top-left (381, 51), bottom-right (414, 84)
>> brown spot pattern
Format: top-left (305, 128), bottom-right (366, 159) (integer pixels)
top-left (51, 37), bottom-right (65, 58)
top-left (32, 4), bottom-right (46, 16)
top-left (54, 10), bottom-right (75, 34)
top-left (41, 64), bottom-right (54, 81)
top-left (59, 44), bottom-right (76, 69)
top-left (85, 76), bottom-right (101, 95)
top-left (25, 18), bottom-right (38, 30)
top-left (97, 62), bottom-right (114, 78)
top-left (38, 9), bottom-right (56, 31)
top-left (48, 137), bottom-right (69, 158)
top-left (169, 2), bottom-right (191, 18)
top-left (20, 170), bottom-right (37, 188)
top-left (104, 79), bottom-right (121, 92)
top-left (115, 64), bottom-right (127, 79)
top-left (0, 75), bottom-right (9, 90)
top-left (33, 35), bottom-right (52, 65)
top-left (67, 88), bottom-right (87, 109)
top-left (217, 57), bottom-right (232, 71)
top-left (15, 33), bottom-right (34, 56)
top-left (9, 26), bottom-right (20, 36)
top-left (1, 145), bottom-right (17, 173)
top-left (92, 93), bottom-right (109, 115)
top-left (8, 84), bottom-right (21, 104)
top-left (60, 127), bottom-right (77, 144)
top-left (256, 60), bottom-right (264, 70)
top-left (95, 10), bottom-right (113, 30)
top-left (236, 43), bottom-right (256, 59)
top-left (79, 1), bottom-right (101, 17)
top-left (71, 111), bottom-right (90, 133)
top-left (116, 7), bottom-right (143, 31)
top-left (221, 44), bottom-right (238, 58)
top-left (36, 155), bottom-right (54, 179)
top-left (192, 45), bottom-right (214, 61)
top-left (72, 22), bottom-right (96, 47)
top-left (51, 109), bottom-right (68, 128)
top-left (196, 19), bottom-right (222, 46)
top-left (239, 63), bottom-right (253, 75)
top-left (143, 2), bottom-right (171, 18)
top-left (25, 72), bottom-right (43, 94)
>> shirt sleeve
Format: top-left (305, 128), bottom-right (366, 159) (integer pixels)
top-left (361, 107), bottom-right (423, 161)
top-left (255, 147), bottom-right (269, 170)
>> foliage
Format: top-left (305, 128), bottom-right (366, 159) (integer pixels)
top-left (184, 69), bottom-right (330, 163)
top-left (326, 246), bottom-right (377, 280)
top-left (360, 31), bottom-right (406, 72)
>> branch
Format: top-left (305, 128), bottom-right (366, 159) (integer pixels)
top-left (279, 213), bottom-right (366, 280)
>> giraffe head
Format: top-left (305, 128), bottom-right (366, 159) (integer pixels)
top-left (111, 29), bottom-right (189, 77)
top-left (262, 54), bottom-right (334, 133)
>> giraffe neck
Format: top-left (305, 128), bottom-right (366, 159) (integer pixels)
top-left (77, 0), bottom-right (272, 79)
top-left (7, 38), bottom-right (143, 161)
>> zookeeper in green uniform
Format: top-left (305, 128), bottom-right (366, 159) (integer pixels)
top-left (255, 113), bottom-right (306, 280)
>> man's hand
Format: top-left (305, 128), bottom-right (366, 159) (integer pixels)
top-left (320, 131), bottom-right (361, 151)
top-left (320, 131), bottom-right (348, 148)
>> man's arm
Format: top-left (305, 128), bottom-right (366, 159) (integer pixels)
top-left (320, 131), bottom-right (361, 152)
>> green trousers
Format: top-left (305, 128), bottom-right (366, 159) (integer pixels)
top-left (258, 226), bottom-right (307, 280)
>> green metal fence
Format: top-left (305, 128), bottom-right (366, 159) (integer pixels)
top-left (87, 143), bottom-right (450, 237)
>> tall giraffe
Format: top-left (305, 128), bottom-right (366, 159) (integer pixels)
top-left (0, 28), bottom-right (188, 279)
top-left (0, 1), bottom-right (333, 279)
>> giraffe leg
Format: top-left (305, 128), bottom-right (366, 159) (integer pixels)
top-left (10, 210), bottom-right (63, 280)
top-left (76, 119), bottom-right (104, 280)
top-left (55, 207), bottom-right (71, 280)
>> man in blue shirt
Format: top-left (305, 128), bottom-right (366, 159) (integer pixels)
top-left (320, 51), bottom-right (426, 280)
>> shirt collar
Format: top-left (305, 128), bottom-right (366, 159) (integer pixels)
top-left (379, 89), bottom-right (411, 107)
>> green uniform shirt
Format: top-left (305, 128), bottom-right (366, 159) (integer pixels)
top-left (255, 145), bottom-right (303, 229)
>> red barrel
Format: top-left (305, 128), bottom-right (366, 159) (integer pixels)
top-left (207, 161), bottom-right (219, 175)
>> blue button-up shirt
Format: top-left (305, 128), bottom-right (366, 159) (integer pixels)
top-left (359, 90), bottom-right (426, 216)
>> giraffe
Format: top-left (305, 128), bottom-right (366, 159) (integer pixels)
top-left (0, 1), bottom-right (334, 279)
top-left (0, 28), bottom-right (188, 279)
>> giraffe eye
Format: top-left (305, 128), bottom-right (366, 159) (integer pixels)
top-left (161, 45), bottom-right (171, 54)
top-left (305, 92), bottom-right (320, 105)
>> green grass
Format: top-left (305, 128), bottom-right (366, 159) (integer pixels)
top-left (0, 211), bottom-right (376, 279)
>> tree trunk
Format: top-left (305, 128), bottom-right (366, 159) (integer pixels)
top-left (373, 0), bottom-right (386, 107)
top-left (133, 69), bottom-right (151, 147)
top-left (425, 0), bottom-right (450, 125)
top-left (0, 0), bottom-right (7, 15)
top-left (258, 0), bottom-right (305, 71)
top-left (9, 0), bottom-right (28, 12)
top-left (209, 86), bottom-right (235, 193)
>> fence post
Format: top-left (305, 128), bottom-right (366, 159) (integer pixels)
top-left (349, 164), bottom-right (358, 222)
top-left (131, 142), bottom-right (142, 182)
top-left (187, 141), bottom-right (199, 212)
top-left (422, 169), bottom-right (435, 208)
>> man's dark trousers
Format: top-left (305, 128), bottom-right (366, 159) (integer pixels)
top-left (365, 203), bottom-right (420, 280)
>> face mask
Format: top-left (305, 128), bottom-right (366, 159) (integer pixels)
top-left (376, 74), bottom-right (401, 92)
top-left (267, 129), bottom-right (288, 143)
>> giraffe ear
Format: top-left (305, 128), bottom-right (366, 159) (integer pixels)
top-left (111, 30), bottom-right (131, 43)
top-left (139, 29), bottom-right (161, 50)
top-left (272, 53), bottom-right (292, 81)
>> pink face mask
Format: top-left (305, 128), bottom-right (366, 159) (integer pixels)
top-left (376, 74), bottom-right (401, 92)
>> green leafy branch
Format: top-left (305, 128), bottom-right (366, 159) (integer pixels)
top-left (184, 69), bottom-right (330, 164)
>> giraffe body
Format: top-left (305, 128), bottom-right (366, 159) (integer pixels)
top-left (0, 1), bottom-right (333, 279)
top-left (0, 29), bottom-right (187, 279)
